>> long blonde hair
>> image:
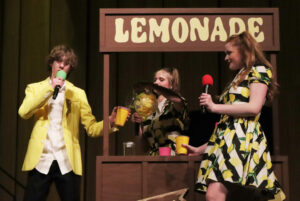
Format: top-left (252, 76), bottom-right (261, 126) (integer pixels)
top-left (227, 31), bottom-right (278, 101)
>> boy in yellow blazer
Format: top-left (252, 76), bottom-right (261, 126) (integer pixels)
top-left (19, 45), bottom-right (119, 201)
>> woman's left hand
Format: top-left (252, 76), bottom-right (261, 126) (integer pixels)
top-left (131, 112), bottom-right (143, 124)
top-left (199, 93), bottom-right (215, 112)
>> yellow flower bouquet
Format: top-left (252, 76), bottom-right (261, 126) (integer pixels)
top-left (133, 91), bottom-right (157, 121)
top-left (130, 82), bottom-right (158, 121)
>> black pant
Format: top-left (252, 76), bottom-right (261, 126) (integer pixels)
top-left (23, 160), bottom-right (81, 201)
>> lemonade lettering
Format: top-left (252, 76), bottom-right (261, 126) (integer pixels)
top-left (114, 16), bottom-right (264, 43)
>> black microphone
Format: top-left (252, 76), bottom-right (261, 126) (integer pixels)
top-left (53, 70), bottom-right (67, 100)
top-left (201, 74), bottom-right (213, 114)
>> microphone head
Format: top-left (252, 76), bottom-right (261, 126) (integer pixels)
top-left (56, 70), bottom-right (67, 80)
top-left (202, 74), bottom-right (213, 86)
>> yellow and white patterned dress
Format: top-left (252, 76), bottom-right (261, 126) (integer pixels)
top-left (196, 65), bottom-right (285, 200)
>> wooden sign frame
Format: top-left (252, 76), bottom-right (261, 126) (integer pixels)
top-left (99, 8), bottom-right (280, 156)
top-left (99, 8), bottom-right (279, 52)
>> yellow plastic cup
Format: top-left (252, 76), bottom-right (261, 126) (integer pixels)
top-left (115, 106), bottom-right (130, 126)
top-left (176, 136), bottom-right (190, 155)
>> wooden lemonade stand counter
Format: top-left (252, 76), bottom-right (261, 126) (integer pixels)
top-left (96, 156), bottom-right (204, 201)
top-left (95, 155), bottom-right (288, 201)
top-left (97, 8), bottom-right (289, 201)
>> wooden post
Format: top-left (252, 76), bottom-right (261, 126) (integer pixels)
top-left (270, 54), bottom-right (280, 154)
top-left (103, 53), bottom-right (110, 156)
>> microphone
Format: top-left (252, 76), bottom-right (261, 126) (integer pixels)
top-left (201, 74), bottom-right (213, 113)
top-left (53, 70), bottom-right (67, 100)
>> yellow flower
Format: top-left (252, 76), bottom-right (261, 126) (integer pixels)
top-left (229, 157), bottom-right (241, 166)
top-left (252, 142), bottom-right (259, 150)
top-left (208, 146), bottom-right (217, 155)
top-left (134, 92), bottom-right (157, 120)
top-left (241, 88), bottom-right (250, 98)
top-left (240, 141), bottom-right (245, 151)
top-left (197, 169), bottom-right (203, 178)
top-left (244, 161), bottom-right (249, 172)
top-left (253, 153), bottom-right (260, 164)
top-left (227, 144), bottom-right (234, 153)
top-left (219, 140), bottom-right (225, 147)
top-left (253, 68), bottom-right (261, 78)
top-left (266, 69), bottom-right (272, 78)
top-left (219, 159), bottom-right (225, 168)
top-left (262, 139), bottom-right (267, 147)
top-left (246, 133), bottom-right (253, 142)
top-left (260, 175), bottom-right (268, 181)
top-left (141, 99), bottom-right (153, 108)
top-left (204, 168), bottom-right (213, 179)
top-left (229, 94), bottom-right (235, 102)
top-left (248, 165), bottom-right (253, 173)
top-left (224, 128), bottom-right (230, 136)
top-left (135, 100), bottom-right (140, 106)
top-left (263, 152), bottom-right (267, 162)
top-left (267, 160), bottom-right (272, 169)
top-left (266, 179), bottom-right (274, 188)
top-left (229, 130), bottom-right (235, 140)
top-left (222, 170), bottom-right (233, 179)
top-left (202, 160), bottom-right (209, 169)
top-left (210, 134), bottom-right (217, 143)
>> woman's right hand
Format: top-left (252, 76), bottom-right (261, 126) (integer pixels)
top-left (199, 93), bottom-right (215, 113)
top-left (181, 144), bottom-right (206, 156)
top-left (131, 112), bottom-right (143, 124)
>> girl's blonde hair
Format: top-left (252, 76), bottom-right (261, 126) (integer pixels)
top-left (155, 67), bottom-right (180, 93)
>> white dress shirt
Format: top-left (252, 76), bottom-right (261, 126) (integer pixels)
top-left (35, 81), bottom-right (72, 175)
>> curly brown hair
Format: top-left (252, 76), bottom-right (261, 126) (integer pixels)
top-left (46, 45), bottom-right (78, 74)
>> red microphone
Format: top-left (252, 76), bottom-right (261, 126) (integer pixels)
top-left (201, 74), bottom-right (214, 113)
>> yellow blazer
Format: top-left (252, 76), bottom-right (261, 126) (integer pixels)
top-left (19, 78), bottom-right (111, 175)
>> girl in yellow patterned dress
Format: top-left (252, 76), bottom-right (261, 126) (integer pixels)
top-left (183, 31), bottom-right (285, 201)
